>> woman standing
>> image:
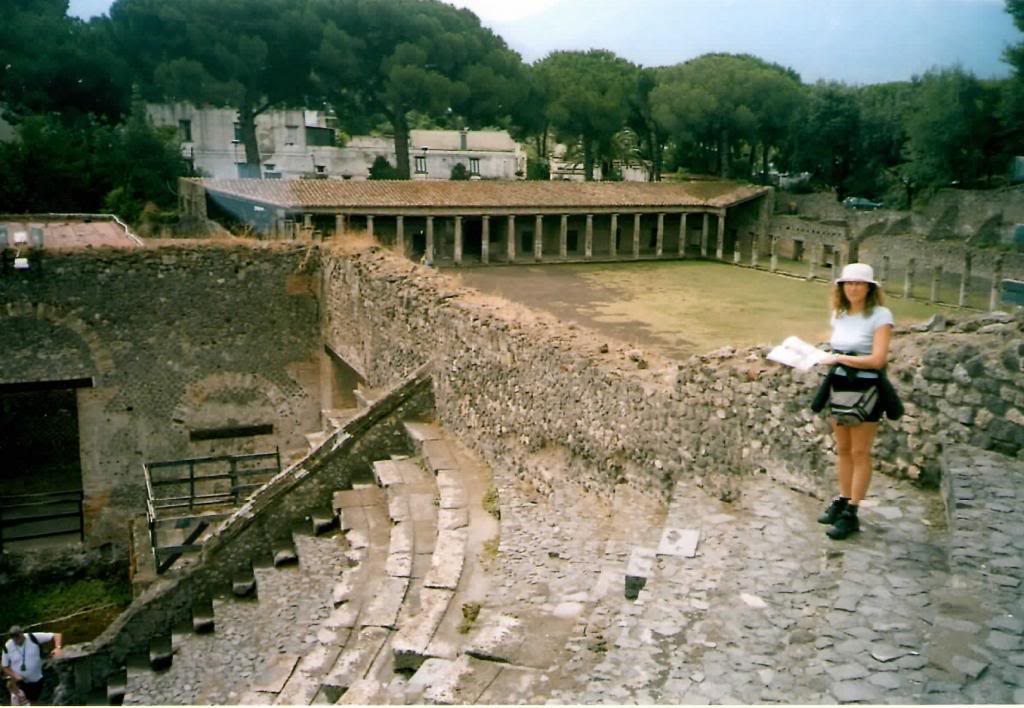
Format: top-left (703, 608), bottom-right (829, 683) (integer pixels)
top-left (816, 263), bottom-right (895, 540)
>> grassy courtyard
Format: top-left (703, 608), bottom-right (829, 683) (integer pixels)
top-left (455, 260), bottom-right (962, 360)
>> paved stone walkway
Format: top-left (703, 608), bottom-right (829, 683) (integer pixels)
top-left (484, 455), bottom-right (1022, 704)
top-left (117, 435), bottom-right (1024, 705)
top-left (123, 532), bottom-right (348, 705)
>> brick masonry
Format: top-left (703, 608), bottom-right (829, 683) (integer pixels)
top-left (0, 242), bottom-right (323, 544)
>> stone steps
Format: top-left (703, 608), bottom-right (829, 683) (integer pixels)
top-left (354, 386), bottom-right (380, 410)
top-left (322, 407), bottom-right (359, 430)
top-left (120, 530), bottom-right (346, 705)
top-left (114, 416), bottom-right (504, 706)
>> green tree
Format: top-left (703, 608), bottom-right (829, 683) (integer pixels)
top-left (626, 67), bottom-right (668, 180)
top-left (98, 102), bottom-right (189, 222)
top-left (652, 54), bottom-right (765, 178)
top-left (0, 111), bottom-right (185, 217)
top-left (534, 50), bottom-right (637, 181)
top-left (0, 0), bottom-right (129, 122)
top-left (109, 0), bottom-right (329, 176)
top-left (786, 81), bottom-right (863, 200)
top-left (903, 67), bottom-right (997, 189)
top-left (1001, 1), bottom-right (1024, 161)
top-left (744, 62), bottom-right (805, 180)
top-left (317, 0), bottom-right (528, 179)
top-left (368, 156), bottom-right (400, 180)
top-left (450, 162), bottom-right (470, 180)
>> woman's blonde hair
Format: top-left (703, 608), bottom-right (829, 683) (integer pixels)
top-left (831, 281), bottom-right (884, 314)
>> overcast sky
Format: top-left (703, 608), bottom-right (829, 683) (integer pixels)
top-left (69, 0), bottom-right (1020, 84)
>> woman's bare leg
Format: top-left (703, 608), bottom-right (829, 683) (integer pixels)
top-left (832, 421), bottom-right (853, 498)
top-left (849, 422), bottom-right (879, 504)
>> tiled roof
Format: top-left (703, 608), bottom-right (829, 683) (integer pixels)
top-left (0, 219), bottom-right (140, 249)
top-left (199, 179), bottom-right (769, 211)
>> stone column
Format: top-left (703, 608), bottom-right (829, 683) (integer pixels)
top-left (454, 215), bottom-right (463, 265)
top-left (585, 214), bottom-right (593, 260)
top-left (880, 255), bottom-right (890, 286)
top-left (903, 258), bottom-right (916, 299)
top-left (507, 215), bottom-right (516, 262)
top-left (807, 241), bottom-right (817, 280)
top-left (426, 216), bottom-right (435, 263)
top-left (656, 213), bottom-right (664, 257)
top-left (335, 213), bottom-right (346, 238)
top-left (395, 216), bottom-right (405, 256)
top-left (534, 214), bottom-right (543, 261)
top-left (560, 214), bottom-right (568, 259)
top-left (751, 230), bottom-right (760, 268)
top-left (609, 213), bottom-right (619, 258)
top-left (366, 214), bottom-right (374, 240)
top-left (632, 213), bottom-right (641, 259)
top-left (481, 216), bottom-right (490, 265)
top-left (678, 213), bottom-right (687, 257)
top-left (991, 255), bottom-right (1004, 311)
top-left (303, 213), bottom-right (313, 229)
top-left (959, 250), bottom-right (972, 307)
top-left (733, 230), bottom-right (742, 264)
top-left (832, 254), bottom-right (840, 283)
top-left (930, 264), bottom-right (943, 303)
top-left (716, 211), bottom-right (726, 261)
top-left (769, 235), bottom-right (778, 272)
top-left (701, 213), bottom-right (709, 257)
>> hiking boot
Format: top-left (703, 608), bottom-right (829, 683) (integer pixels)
top-left (817, 497), bottom-right (848, 525)
top-left (826, 509), bottom-right (860, 540)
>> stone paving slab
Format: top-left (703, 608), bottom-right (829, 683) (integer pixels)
top-left (360, 575), bottom-right (409, 628)
top-left (438, 506), bottom-right (469, 530)
top-left (322, 626), bottom-right (389, 694)
top-left (252, 654), bottom-right (299, 693)
top-left (403, 421), bottom-right (443, 445)
top-left (335, 677), bottom-right (383, 705)
top-left (424, 654), bottom-right (503, 704)
top-left (393, 458), bottom-right (434, 485)
top-left (372, 459), bottom-right (403, 487)
top-left (333, 485), bottom-right (385, 509)
top-left (424, 527), bottom-right (467, 590)
top-left (392, 587), bottom-right (455, 670)
top-left (657, 527), bottom-right (700, 558)
top-left (422, 439), bottom-right (459, 473)
top-left (437, 469), bottom-right (468, 509)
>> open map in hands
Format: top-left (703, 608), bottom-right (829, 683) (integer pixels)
top-left (767, 336), bottom-right (828, 371)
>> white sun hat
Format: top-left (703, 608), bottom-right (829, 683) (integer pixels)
top-left (836, 262), bottom-right (878, 285)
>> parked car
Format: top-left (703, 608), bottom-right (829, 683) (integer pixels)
top-left (842, 196), bottom-right (884, 210)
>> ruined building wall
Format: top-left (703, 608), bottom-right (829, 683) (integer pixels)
top-left (323, 248), bottom-right (1024, 503)
top-left (0, 242), bottom-right (323, 545)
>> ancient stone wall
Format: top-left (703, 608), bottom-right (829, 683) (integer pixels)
top-left (0, 242), bottom-right (323, 545)
top-left (323, 248), bottom-right (1024, 504)
top-left (53, 369), bottom-right (433, 702)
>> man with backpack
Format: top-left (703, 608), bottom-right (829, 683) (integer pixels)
top-left (1, 626), bottom-right (62, 705)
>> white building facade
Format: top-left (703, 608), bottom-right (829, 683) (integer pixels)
top-left (147, 104), bottom-right (526, 181)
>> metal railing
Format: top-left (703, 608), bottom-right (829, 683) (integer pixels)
top-left (0, 489), bottom-right (85, 551)
top-left (143, 449), bottom-right (280, 573)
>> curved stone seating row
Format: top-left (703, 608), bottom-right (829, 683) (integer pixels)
top-left (317, 421), bottom-right (484, 702)
top-left (116, 417), bottom-right (484, 706)
top-left (319, 453), bottom-right (441, 700)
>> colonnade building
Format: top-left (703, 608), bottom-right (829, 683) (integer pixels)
top-left (181, 179), bottom-right (774, 266)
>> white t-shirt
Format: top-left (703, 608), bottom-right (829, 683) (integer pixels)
top-left (830, 306), bottom-right (894, 355)
top-left (2, 633), bottom-right (54, 683)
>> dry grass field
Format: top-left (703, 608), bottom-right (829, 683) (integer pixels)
top-left (454, 260), bottom-right (962, 360)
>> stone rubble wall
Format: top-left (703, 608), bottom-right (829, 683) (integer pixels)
top-left (0, 242), bottom-right (323, 545)
top-left (323, 248), bottom-right (1024, 504)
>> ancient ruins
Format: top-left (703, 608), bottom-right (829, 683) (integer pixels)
top-left (1, 182), bottom-right (1023, 703)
